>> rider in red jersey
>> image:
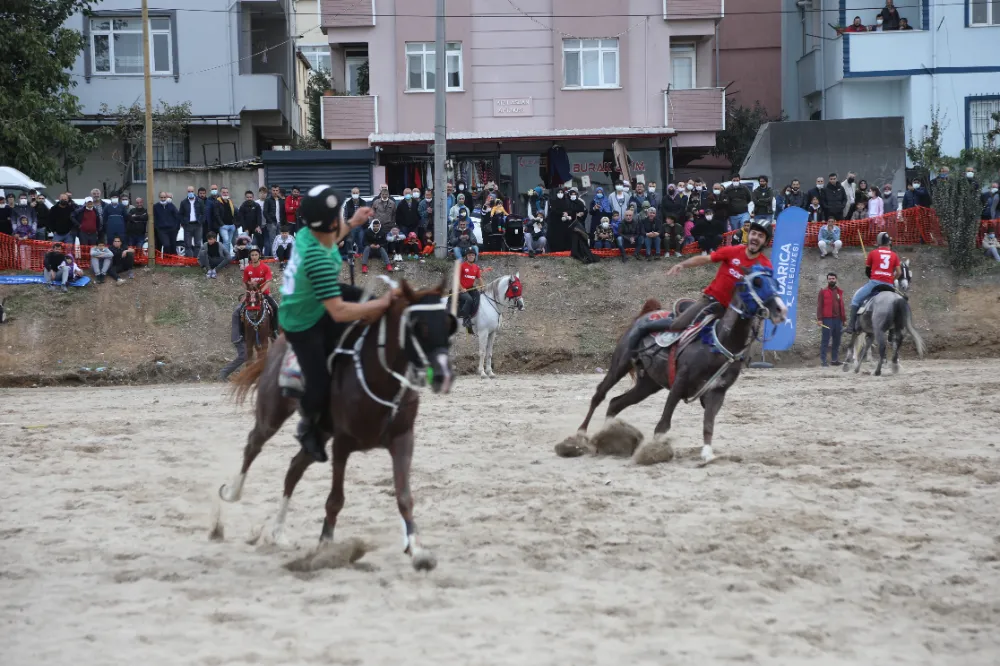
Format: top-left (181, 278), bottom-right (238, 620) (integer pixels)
top-left (847, 231), bottom-right (901, 333)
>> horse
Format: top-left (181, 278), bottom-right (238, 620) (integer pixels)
top-left (450, 273), bottom-right (524, 379)
top-left (894, 259), bottom-right (912, 292)
top-left (218, 277), bottom-right (458, 571)
top-left (241, 282), bottom-right (273, 361)
top-left (842, 287), bottom-right (925, 376)
top-left (577, 270), bottom-right (788, 465)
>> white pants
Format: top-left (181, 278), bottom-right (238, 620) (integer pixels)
top-left (818, 239), bottom-right (842, 257)
top-left (524, 232), bottom-right (547, 253)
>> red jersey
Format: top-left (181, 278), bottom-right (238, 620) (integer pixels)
top-left (703, 244), bottom-right (773, 307)
top-left (243, 262), bottom-right (273, 294)
top-left (866, 248), bottom-right (899, 284)
top-left (459, 262), bottom-right (481, 290)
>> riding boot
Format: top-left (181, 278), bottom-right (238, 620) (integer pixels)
top-left (847, 306), bottom-right (859, 334)
top-left (295, 414), bottom-right (328, 463)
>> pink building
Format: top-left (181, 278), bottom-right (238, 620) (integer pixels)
top-left (320, 0), bottom-right (726, 210)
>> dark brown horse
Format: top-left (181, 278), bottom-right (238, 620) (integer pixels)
top-left (241, 282), bottom-right (273, 361)
top-left (577, 270), bottom-right (788, 465)
top-left (218, 278), bottom-right (457, 571)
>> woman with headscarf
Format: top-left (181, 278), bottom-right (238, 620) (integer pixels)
top-left (589, 186), bottom-right (612, 239)
top-left (546, 186), bottom-right (571, 252)
top-left (569, 212), bottom-right (599, 264)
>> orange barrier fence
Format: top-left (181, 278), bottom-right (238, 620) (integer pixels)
top-left (0, 207), bottom-right (950, 270)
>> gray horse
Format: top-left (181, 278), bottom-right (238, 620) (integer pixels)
top-left (577, 270), bottom-right (788, 464)
top-left (842, 288), bottom-right (925, 376)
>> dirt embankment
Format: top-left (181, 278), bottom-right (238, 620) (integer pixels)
top-left (1, 247), bottom-right (998, 386)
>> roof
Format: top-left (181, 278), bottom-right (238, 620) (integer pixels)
top-left (369, 126), bottom-right (676, 145)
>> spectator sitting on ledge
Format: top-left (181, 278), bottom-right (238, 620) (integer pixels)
top-left (198, 231), bottom-right (231, 278)
top-left (983, 231), bottom-right (1000, 262)
top-left (108, 235), bottom-right (135, 281)
top-left (43, 241), bottom-right (70, 291)
top-left (271, 224), bottom-right (295, 269)
top-left (90, 237), bottom-right (114, 283)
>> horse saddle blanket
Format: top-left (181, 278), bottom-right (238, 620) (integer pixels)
top-left (858, 284), bottom-right (903, 316)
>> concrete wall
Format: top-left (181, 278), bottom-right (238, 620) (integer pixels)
top-left (151, 169), bottom-right (263, 202)
top-left (718, 0), bottom-right (783, 114)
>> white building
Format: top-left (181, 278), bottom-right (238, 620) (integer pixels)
top-left (781, 0), bottom-right (1000, 157)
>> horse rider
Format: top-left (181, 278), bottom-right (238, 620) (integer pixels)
top-left (847, 231), bottom-right (900, 333)
top-left (456, 246), bottom-right (485, 333)
top-left (279, 185), bottom-right (394, 463)
top-left (235, 247), bottom-right (279, 335)
top-left (651, 220), bottom-right (774, 338)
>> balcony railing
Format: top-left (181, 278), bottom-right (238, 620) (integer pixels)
top-left (663, 0), bottom-right (724, 20)
top-left (322, 0), bottom-right (376, 29)
top-left (664, 87), bottom-right (726, 132)
top-left (322, 95), bottom-right (377, 141)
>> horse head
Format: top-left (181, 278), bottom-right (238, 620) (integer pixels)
top-left (736, 269), bottom-right (787, 327)
top-left (504, 272), bottom-right (525, 311)
top-left (396, 278), bottom-right (457, 395)
top-left (895, 259), bottom-right (911, 292)
top-left (244, 282), bottom-right (262, 310)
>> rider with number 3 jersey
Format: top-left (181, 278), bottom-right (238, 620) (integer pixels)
top-left (847, 231), bottom-right (900, 333)
top-left (279, 185), bottom-right (394, 463)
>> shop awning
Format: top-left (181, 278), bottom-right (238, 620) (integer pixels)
top-left (368, 126), bottom-right (676, 145)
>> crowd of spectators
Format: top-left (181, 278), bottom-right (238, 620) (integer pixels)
top-left (840, 0), bottom-right (915, 33)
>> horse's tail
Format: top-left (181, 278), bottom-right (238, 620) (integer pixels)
top-left (896, 297), bottom-right (926, 359)
top-left (232, 346), bottom-right (271, 406)
top-left (622, 298), bottom-right (664, 381)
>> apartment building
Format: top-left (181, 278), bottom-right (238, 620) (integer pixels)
top-left (315, 0), bottom-right (727, 206)
top-left (59, 0), bottom-right (302, 200)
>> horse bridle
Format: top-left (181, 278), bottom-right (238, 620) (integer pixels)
top-left (482, 275), bottom-right (522, 316)
top-left (729, 270), bottom-right (773, 320)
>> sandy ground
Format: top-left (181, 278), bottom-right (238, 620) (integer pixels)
top-left (2, 361), bottom-right (1000, 665)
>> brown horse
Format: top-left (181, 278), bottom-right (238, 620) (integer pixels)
top-left (218, 278), bottom-right (457, 571)
top-left (241, 282), bottom-right (273, 361)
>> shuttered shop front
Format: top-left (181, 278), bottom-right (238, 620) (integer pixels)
top-left (262, 149), bottom-right (374, 196)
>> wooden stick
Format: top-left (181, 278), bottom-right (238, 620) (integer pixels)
top-left (450, 259), bottom-right (461, 317)
top-left (858, 230), bottom-right (866, 255)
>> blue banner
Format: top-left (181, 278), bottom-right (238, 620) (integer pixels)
top-left (763, 206), bottom-right (809, 351)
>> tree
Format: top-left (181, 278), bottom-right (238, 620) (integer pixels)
top-left (306, 69), bottom-right (332, 146)
top-left (711, 101), bottom-right (787, 170)
top-left (932, 172), bottom-right (984, 272)
top-left (0, 0), bottom-right (97, 185)
top-left (906, 108), bottom-right (952, 176)
top-left (96, 101), bottom-right (193, 195)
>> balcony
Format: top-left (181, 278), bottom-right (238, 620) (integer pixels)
top-left (663, 0), bottom-right (724, 20)
top-left (322, 0), bottom-right (375, 29)
top-left (797, 49), bottom-right (821, 97)
top-left (322, 95), bottom-right (377, 141)
top-left (664, 87), bottom-right (726, 132)
top-left (842, 30), bottom-right (931, 80)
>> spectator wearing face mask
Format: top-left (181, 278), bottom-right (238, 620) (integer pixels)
top-left (724, 175), bottom-right (752, 233)
top-left (524, 213), bottom-right (548, 257)
top-left (880, 184), bottom-right (896, 213)
top-left (589, 187), bottom-right (612, 236)
top-left (73, 197), bottom-right (103, 245)
top-left (867, 184), bottom-right (884, 219)
top-left (13, 194), bottom-right (36, 231)
top-left (48, 193), bottom-right (77, 244)
top-left (385, 224), bottom-right (405, 263)
top-left (693, 209), bottom-right (723, 255)
top-left (752, 176), bottom-right (775, 223)
top-left (645, 182), bottom-right (660, 210)
top-left (983, 231), bottom-right (1000, 262)
top-left (564, 186), bottom-right (587, 247)
top-left (361, 219), bottom-right (393, 273)
top-left (204, 183), bottom-right (222, 236)
top-left (659, 184), bottom-right (686, 225)
top-left (90, 237), bottom-right (114, 283)
top-left (903, 178), bottom-right (931, 209)
top-left (593, 216), bottom-right (614, 249)
top-left (608, 181), bottom-right (631, 219)
top-left (983, 182), bottom-right (999, 222)
top-left (449, 193), bottom-right (470, 223)
top-left (963, 166), bottom-right (980, 196)
top-left (396, 188), bottom-right (421, 237)
top-left (152, 191), bottom-right (179, 255)
top-left (213, 187), bottom-right (237, 250)
top-left (615, 209), bottom-right (641, 262)
top-left (630, 182), bottom-right (650, 210)
top-left (103, 194), bottom-right (128, 246)
top-left (178, 186), bottom-right (206, 258)
top-left (237, 190), bottom-right (264, 249)
top-left (546, 186), bottom-right (570, 252)
top-left (198, 232), bottom-right (230, 278)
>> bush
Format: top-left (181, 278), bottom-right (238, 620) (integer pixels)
top-left (931, 176), bottom-right (983, 272)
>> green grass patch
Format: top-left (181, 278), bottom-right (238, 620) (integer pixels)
top-left (153, 301), bottom-right (192, 326)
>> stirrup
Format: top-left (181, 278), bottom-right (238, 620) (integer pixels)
top-left (278, 347), bottom-right (305, 395)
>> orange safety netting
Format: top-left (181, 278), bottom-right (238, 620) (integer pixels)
top-left (0, 207), bottom-right (948, 270)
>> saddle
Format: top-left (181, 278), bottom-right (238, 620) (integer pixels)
top-left (858, 283), bottom-right (903, 316)
top-left (629, 298), bottom-right (717, 389)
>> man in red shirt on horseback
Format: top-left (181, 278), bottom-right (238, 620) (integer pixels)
top-left (847, 231), bottom-right (901, 333)
top-left (456, 247), bottom-right (485, 333)
top-left (661, 220), bottom-right (774, 332)
top-left (242, 247), bottom-right (279, 334)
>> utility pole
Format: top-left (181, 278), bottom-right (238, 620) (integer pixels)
top-left (141, 0), bottom-right (156, 266)
top-left (432, 0), bottom-right (447, 258)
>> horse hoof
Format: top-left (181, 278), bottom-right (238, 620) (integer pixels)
top-left (874, 369), bottom-right (882, 377)
top-left (487, 372), bottom-right (496, 379)
top-left (479, 373), bottom-right (488, 380)
top-left (891, 363), bottom-right (900, 375)
top-left (841, 362), bottom-right (851, 373)
top-left (411, 549), bottom-right (437, 572)
top-left (218, 484), bottom-right (239, 503)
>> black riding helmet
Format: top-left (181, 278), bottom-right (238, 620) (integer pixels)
top-left (298, 185), bottom-right (344, 232)
top-left (877, 231), bottom-right (892, 246)
top-left (748, 219), bottom-right (772, 244)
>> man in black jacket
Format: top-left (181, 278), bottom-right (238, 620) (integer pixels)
top-left (640, 207), bottom-right (663, 260)
top-left (752, 175), bottom-right (775, 223)
top-left (785, 179), bottom-right (807, 210)
top-left (724, 175), bottom-right (752, 233)
top-left (361, 219), bottom-right (392, 274)
top-left (126, 198), bottom-right (149, 248)
top-left (396, 188), bottom-right (421, 237)
top-left (262, 184), bottom-right (284, 250)
top-left (178, 186), bottom-right (206, 259)
top-left (822, 173), bottom-right (849, 221)
top-left (237, 190), bottom-right (264, 248)
top-left (48, 194), bottom-right (77, 244)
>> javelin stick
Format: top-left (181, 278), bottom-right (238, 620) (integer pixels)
top-left (450, 259), bottom-right (461, 317)
top-left (858, 230), bottom-right (866, 255)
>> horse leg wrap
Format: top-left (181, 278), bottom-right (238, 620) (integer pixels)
top-left (278, 348), bottom-right (304, 395)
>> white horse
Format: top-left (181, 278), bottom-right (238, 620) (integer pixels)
top-left (446, 272), bottom-right (525, 378)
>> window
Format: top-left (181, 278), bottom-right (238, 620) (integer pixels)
top-left (405, 42), bottom-right (462, 92)
top-left (969, 97), bottom-right (1000, 148)
top-left (563, 39), bottom-right (619, 89)
top-left (970, 0), bottom-right (1000, 26)
top-left (299, 45), bottom-right (331, 74)
top-left (345, 49), bottom-right (368, 95)
top-left (670, 44), bottom-right (696, 90)
top-left (131, 135), bottom-right (187, 183)
top-left (91, 17), bottom-right (172, 75)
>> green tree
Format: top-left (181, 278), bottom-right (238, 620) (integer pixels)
top-left (0, 0), bottom-right (97, 184)
top-left (711, 101), bottom-right (787, 170)
top-left (96, 101), bottom-right (193, 195)
top-left (932, 173), bottom-right (984, 272)
top-left (306, 69), bottom-right (332, 146)
top-left (906, 108), bottom-right (953, 176)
